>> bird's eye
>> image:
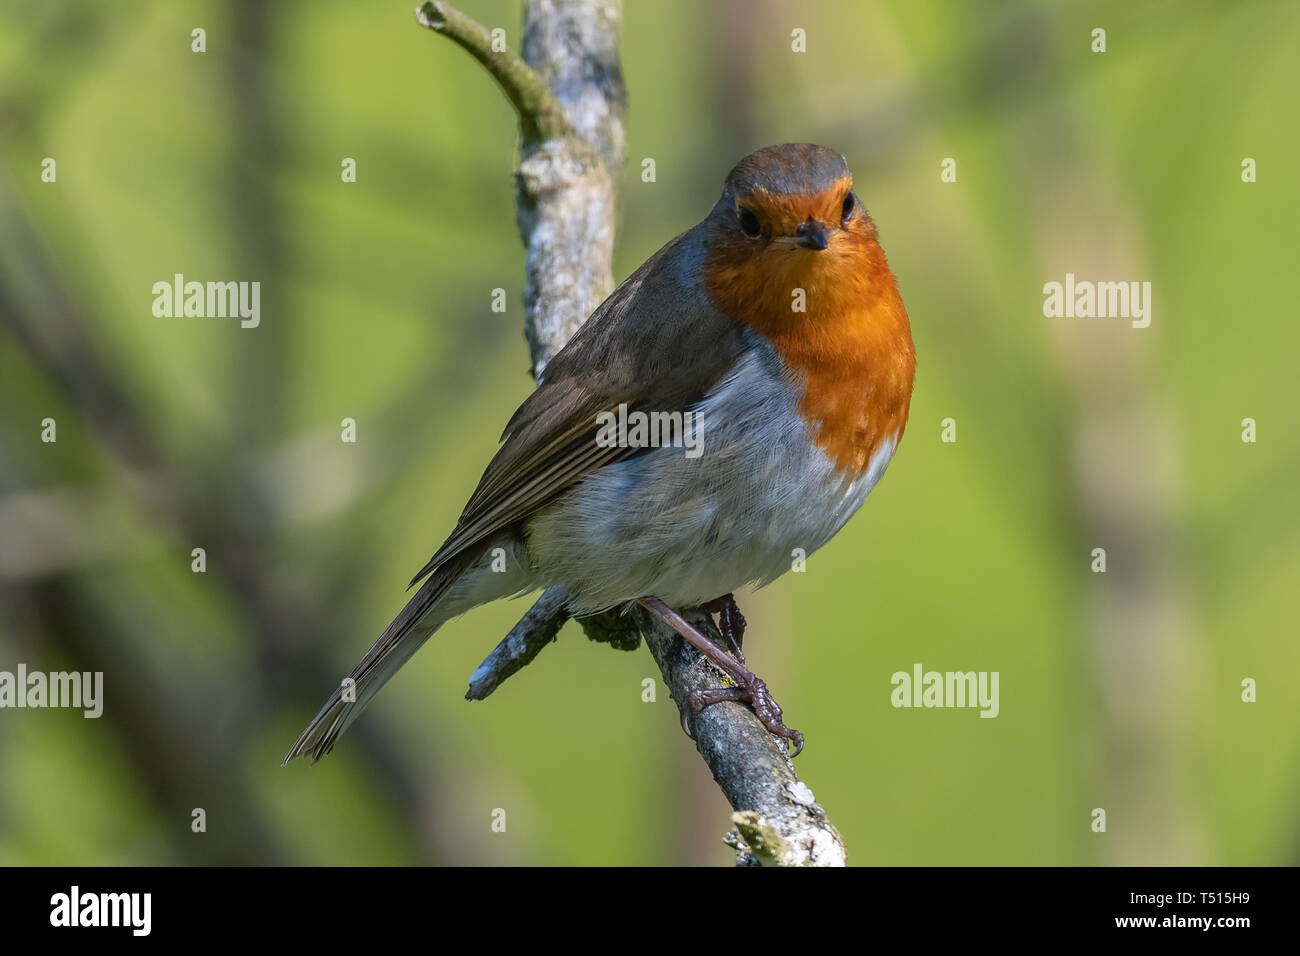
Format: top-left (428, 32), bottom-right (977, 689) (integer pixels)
top-left (738, 207), bottom-right (761, 238)
top-left (841, 191), bottom-right (856, 221)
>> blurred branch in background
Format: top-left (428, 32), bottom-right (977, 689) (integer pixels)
top-left (1015, 20), bottom-right (1204, 862)
top-left (418, 0), bottom-right (845, 866)
top-left (0, 1), bottom-right (472, 864)
top-left (1039, 194), bottom-right (1203, 864)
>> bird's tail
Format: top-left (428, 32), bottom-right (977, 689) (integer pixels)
top-left (283, 551), bottom-right (482, 765)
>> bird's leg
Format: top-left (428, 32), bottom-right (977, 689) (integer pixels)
top-left (637, 595), bottom-right (803, 757)
top-left (701, 593), bottom-right (746, 664)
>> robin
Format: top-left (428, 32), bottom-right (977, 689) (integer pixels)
top-left (285, 143), bottom-right (915, 763)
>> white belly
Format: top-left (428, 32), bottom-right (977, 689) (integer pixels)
top-left (526, 333), bottom-right (898, 613)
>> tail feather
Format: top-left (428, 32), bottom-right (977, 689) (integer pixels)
top-left (283, 554), bottom-right (474, 765)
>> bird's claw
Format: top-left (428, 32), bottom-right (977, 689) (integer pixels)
top-left (702, 594), bottom-right (747, 664)
top-left (685, 674), bottom-right (803, 757)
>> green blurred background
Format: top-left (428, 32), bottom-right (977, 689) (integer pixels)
top-left (1, 0), bottom-right (1296, 865)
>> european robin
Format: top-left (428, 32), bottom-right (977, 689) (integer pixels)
top-left (285, 143), bottom-right (915, 763)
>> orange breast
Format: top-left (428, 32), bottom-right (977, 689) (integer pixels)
top-left (703, 229), bottom-right (916, 478)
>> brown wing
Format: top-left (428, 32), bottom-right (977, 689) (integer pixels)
top-left (408, 226), bottom-right (747, 588)
top-left (285, 227), bottom-right (747, 764)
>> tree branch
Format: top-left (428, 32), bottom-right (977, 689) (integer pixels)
top-left (465, 584), bottom-right (569, 700)
top-left (416, 1), bottom-right (571, 145)
top-left (635, 606), bottom-right (845, 866)
top-left (419, 0), bottom-right (845, 865)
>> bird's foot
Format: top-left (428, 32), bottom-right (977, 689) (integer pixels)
top-left (701, 593), bottom-right (747, 664)
top-left (687, 673), bottom-right (803, 757)
top-left (639, 594), bottom-right (803, 757)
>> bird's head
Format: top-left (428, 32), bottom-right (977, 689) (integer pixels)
top-left (701, 144), bottom-right (915, 477)
top-left (702, 143), bottom-right (893, 328)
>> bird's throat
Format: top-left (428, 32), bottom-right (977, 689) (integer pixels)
top-left (704, 237), bottom-right (916, 479)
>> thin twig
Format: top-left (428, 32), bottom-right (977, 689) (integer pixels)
top-left (415, 1), bottom-right (571, 144)
top-left (465, 585), bottom-right (570, 700)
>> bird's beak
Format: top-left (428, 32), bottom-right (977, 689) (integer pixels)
top-left (794, 218), bottom-right (829, 251)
